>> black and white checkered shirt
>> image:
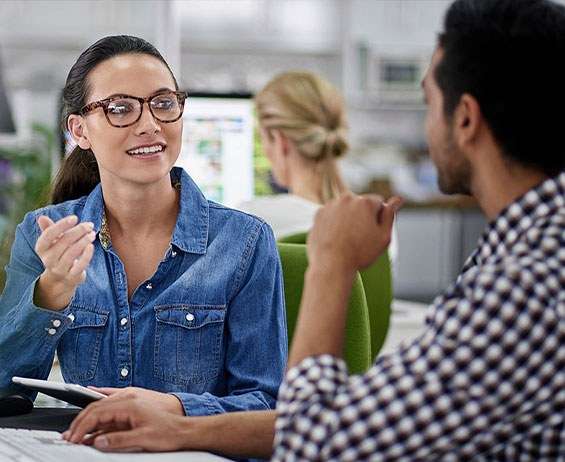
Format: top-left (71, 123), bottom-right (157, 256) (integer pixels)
top-left (273, 173), bottom-right (565, 461)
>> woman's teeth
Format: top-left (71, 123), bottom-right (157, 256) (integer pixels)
top-left (127, 145), bottom-right (164, 155)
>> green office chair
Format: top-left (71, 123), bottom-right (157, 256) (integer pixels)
top-left (279, 231), bottom-right (392, 360)
top-left (277, 242), bottom-right (371, 374)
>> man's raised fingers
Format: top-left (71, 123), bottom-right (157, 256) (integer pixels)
top-left (386, 196), bottom-right (404, 213)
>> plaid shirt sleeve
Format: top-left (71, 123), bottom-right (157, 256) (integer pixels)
top-left (273, 227), bottom-right (565, 460)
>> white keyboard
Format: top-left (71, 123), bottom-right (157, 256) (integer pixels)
top-left (0, 428), bottom-right (114, 462)
top-left (0, 427), bottom-right (231, 461)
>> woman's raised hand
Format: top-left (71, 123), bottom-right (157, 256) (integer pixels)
top-left (34, 215), bottom-right (96, 311)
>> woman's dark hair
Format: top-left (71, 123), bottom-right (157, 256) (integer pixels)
top-left (435, 0), bottom-right (565, 177)
top-left (52, 35), bottom-right (178, 204)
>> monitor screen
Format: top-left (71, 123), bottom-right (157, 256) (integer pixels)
top-left (176, 92), bottom-right (255, 208)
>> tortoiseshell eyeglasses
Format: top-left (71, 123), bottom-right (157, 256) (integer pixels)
top-left (79, 90), bottom-right (187, 128)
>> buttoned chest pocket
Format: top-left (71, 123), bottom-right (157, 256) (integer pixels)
top-left (154, 304), bottom-right (226, 385)
top-left (57, 307), bottom-right (109, 383)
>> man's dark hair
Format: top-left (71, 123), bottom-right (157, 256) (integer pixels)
top-left (436, 0), bottom-right (565, 176)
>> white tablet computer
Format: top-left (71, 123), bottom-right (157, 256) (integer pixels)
top-left (12, 377), bottom-right (106, 408)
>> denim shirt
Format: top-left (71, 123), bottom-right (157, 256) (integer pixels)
top-left (0, 167), bottom-right (288, 417)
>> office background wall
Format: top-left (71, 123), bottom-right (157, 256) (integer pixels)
top-left (3, 0), bottom-right (545, 302)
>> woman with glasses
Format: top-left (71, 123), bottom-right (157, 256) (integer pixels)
top-left (0, 35), bottom-right (287, 420)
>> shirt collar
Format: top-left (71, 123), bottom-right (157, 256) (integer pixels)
top-left (170, 167), bottom-right (209, 254)
top-left (473, 171), bottom-right (565, 265)
top-left (79, 167), bottom-right (209, 255)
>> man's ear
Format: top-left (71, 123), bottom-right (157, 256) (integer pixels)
top-left (453, 93), bottom-right (482, 149)
top-left (67, 115), bottom-right (91, 150)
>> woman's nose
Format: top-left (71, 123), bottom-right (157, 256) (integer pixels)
top-left (134, 102), bottom-right (161, 136)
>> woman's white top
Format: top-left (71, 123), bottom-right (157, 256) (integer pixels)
top-left (238, 193), bottom-right (398, 264)
top-left (238, 194), bottom-right (320, 240)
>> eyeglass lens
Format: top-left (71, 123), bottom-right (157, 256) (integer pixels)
top-left (106, 93), bottom-right (182, 126)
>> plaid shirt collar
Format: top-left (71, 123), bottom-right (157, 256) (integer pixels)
top-left (463, 171), bottom-right (565, 271)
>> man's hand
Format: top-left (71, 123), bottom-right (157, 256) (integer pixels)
top-left (63, 397), bottom-right (186, 452)
top-left (87, 386), bottom-right (185, 415)
top-left (287, 193), bottom-right (402, 368)
top-left (307, 193), bottom-right (402, 275)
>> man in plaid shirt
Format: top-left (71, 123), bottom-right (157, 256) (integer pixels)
top-left (65, 0), bottom-right (563, 459)
top-left (271, 0), bottom-right (565, 459)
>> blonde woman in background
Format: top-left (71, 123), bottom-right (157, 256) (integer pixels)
top-left (240, 70), bottom-right (397, 262)
top-left (239, 71), bottom-right (348, 238)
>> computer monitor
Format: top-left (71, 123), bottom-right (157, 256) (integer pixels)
top-left (176, 92), bottom-right (255, 207)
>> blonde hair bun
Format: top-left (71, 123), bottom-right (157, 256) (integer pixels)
top-left (256, 71), bottom-right (349, 162)
top-left (256, 71), bottom-right (349, 203)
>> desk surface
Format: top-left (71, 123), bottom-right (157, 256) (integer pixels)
top-left (0, 407), bottom-right (232, 461)
top-left (0, 406), bottom-right (80, 431)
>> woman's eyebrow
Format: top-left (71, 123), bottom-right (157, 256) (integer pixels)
top-left (153, 87), bottom-right (175, 94)
top-left (102, 88), bottom-right (175, 99)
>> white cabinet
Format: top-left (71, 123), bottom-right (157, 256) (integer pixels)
top-left (394, 208), bottom-right (486, 302)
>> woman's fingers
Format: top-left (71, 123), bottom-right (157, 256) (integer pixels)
top-left (41, 223), bottom-right (94, 267)
top-left (67, 243), bottom-right (94, 281)
top-left (35, 215), bottom-right (79, 254)
top-left (37, 215), bottom-right (55, 233)
top-left (54, 231), bottom-right (96, 274)
top-left (35, 214), bottom-right (96, 290)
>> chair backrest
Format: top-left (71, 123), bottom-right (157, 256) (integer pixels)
top-left (279, 231), bottom-right (392, 360)
top-left (277, 242), bottom-right (371, 374)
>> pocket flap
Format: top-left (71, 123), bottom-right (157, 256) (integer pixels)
top-left (154, 305), bottom-right (226, 330)
top-left (67, 307), bottom-right (109, 329)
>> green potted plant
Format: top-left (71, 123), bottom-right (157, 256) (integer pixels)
top-left (0, 123), bottom-right (54, 291)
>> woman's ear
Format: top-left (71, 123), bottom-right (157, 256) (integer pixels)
top-left (271, 129), bottom-right (290, 157)
top-left (67, 115), bottom-right (91, 150)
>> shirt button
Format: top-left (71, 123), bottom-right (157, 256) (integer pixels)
top-left (52, 319), bottom-right (62, 328)
top-left (185, 313), bottom-right (195, 322)
top-left (47, 328), bottom-right (57, 336)
top-left (67, 313), bottom-right (75, 323)
top-left (120, 317), bottom-right (128, 327)
top-left (171, 251), bottom-right (177, 258)
top-left (145, 282), bottom-right (153, 290)
top-left (120, 368), bottom-right (129, 378)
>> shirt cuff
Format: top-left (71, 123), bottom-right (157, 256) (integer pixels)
top-left (170, 392), bottom-right (225, 417)
top-left (11, 277), bottom-right (75, 344)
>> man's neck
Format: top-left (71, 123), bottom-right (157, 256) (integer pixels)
top-left (471, 156), bottom-right (547, 221)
